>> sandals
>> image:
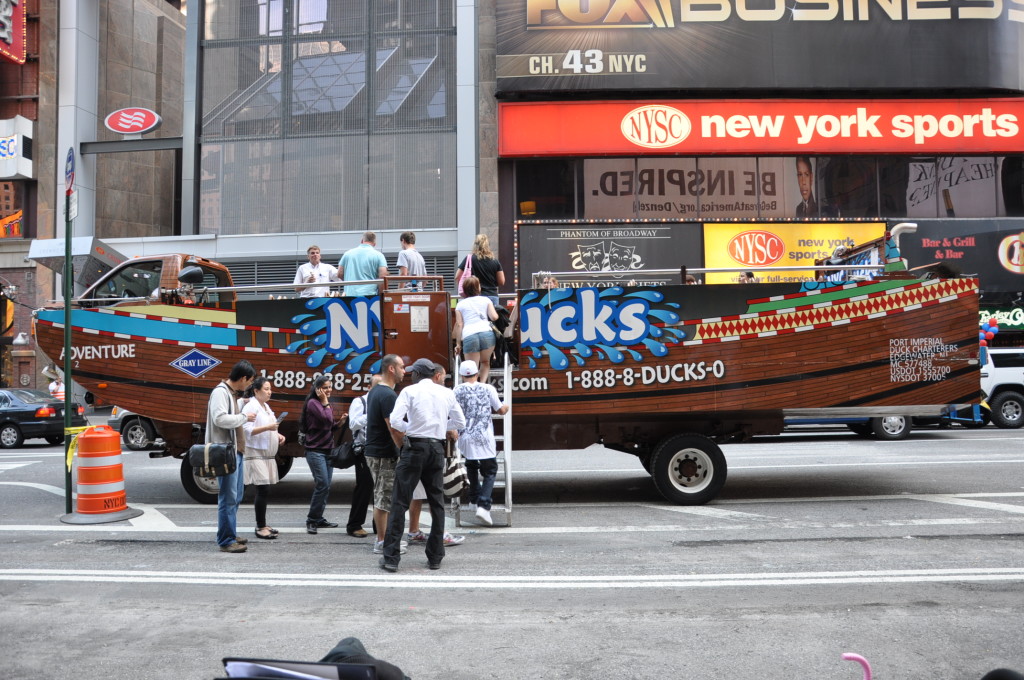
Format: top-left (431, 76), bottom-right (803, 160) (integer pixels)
top-left (255, 527), bottom-right (277, 540)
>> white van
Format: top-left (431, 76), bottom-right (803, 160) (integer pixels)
top-left (981, 348), bottom-right (1024, 429)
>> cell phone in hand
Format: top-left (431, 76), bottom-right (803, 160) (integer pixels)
top-left (276, 412), bottom-right (288, 423)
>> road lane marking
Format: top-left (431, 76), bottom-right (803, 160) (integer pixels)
top-left (909, 495), bottom-right (1024, 515)
top-left (640, 505), bottom-right (772, 521)
top-left (0, 481), bottom-right (66, 496)
top-left (1, 567), bottom-right (1022, 589)
top-left (0, 462), bottom-right (36, 473)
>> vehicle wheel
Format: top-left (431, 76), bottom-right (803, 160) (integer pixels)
top-left (650, 433), bottom-right (727, 506)
top-left (871, 415), bottom-right (911, 440)
top-left (122, 418), bottom-right (156, 451)
top-left (639, 455), bottom-right (653, 474)
top-left (45, 435), bottom-right (65, 445)
top-left (990, 391), bottom-right (1024, 429)
top-left (847, 423), bottom-right (872, 436)
top-left (180, 458), bottom-right (219, 504)
top-left (276, 455), bottom-right (294, 480)
top-left (0, 423), bottom-right (24, 449)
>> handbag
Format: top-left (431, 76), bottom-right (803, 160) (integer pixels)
top-left (442, 451), bottom-right (469, 499)
top-left (188, 442), bottom-right (237, 478)
top-left (327, 418), bottom-right (356, 469)
top-left (457, 254), bottom-right (473, 296)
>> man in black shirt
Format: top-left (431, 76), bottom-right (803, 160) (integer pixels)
top-left (363, 353), bottom-right (406, 554)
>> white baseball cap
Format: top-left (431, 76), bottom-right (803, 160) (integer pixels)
top-left (459, 360), bottom-right (479, 377)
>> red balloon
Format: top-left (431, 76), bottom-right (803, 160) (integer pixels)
top-left (988, 318), bottom-right (998, 326)
top-left (985, 331), bottom-right (995, 340)
top-left (980, 339), bottom-right (988, 347)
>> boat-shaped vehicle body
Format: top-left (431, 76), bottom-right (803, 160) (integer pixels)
top-left (34, 233), bottom-right (980, 504)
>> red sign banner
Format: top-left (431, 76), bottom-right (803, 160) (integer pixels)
top-left (498, 99), bottom-right (1024, 156)
top-left (0, 0), bottom-right (26, 65)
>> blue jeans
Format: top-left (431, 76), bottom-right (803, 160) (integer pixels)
top-left (466, 458), bottom-right (498, 510)
top-left (306, 449), bottom-right (334, 522)
top-left (216, 453), bottom-right (245, 547)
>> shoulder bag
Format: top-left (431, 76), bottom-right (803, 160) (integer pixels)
top-left (442, 443), bottom-right (469, 499)
top-left (190, 382), bottom-right (239, 477)
top-left (457, 253), bottom-right (473, 297)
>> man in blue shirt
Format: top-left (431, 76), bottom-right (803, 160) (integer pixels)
top-left (338, 231), bottom-right (389, 296)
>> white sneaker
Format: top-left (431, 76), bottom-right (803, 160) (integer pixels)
top-left (372, 540), bottom-right (407, 555)
top-left (475, 506), bottom-right (493, 526)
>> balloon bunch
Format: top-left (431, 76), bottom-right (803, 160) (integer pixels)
top-left (979, 317), bottom-right (1000, 363)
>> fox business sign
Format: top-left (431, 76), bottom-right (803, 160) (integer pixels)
top-left (495, 0), bottom-right (1024, 93)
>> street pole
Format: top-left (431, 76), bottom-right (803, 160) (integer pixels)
top-left (63, 148), bottom-right (75, 515)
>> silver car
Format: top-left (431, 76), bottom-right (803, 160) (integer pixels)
top-left (107, 406), bottom-right (160, 450)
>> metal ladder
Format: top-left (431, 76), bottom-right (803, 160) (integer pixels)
top-left (454, 352), bottom-right (513, 527)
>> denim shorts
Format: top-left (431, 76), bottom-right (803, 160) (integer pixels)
top-left (463, 329), bottom-right (495, 353)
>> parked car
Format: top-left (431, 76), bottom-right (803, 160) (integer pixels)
top-left (107, 406), bottom-right (160, 450)
top-left (982, 347), bottom-right (1024, 429)
top-left (0, 389), bottom-right (88, 448)
top-left (784, 415), bottom-right (913, 440)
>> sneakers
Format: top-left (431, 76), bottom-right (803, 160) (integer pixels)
top-left (233, 536), bottom-right (249, 545)
top-left (406, 531), bottom-right (462, 546)
top-left (372, 540), bottom-right (408, 555)
top-left (306, 521), bottom-right (318, 535)
top-left (475, 506), bottom-right (493, 526)
top-left (315, 519), bottom-right (339, 528)
top-left (219, 541), bottom-right (247, 553)
top-left (379, 558), bottom-right (398, 573)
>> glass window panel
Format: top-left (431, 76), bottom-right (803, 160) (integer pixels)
top-left (372, 34), bottom-right (455, 131)
top-left (202, 44), bottom-right (283, 138)
top-left (694, 158), bottom-right (761, 220)
top-left (296, 0), bottom-right (367, 34)
top-left (376, 0), bottom-right (449, 31)
top-left (998, 156), bottom-right (1024, 217)
top-left (757, 157), bottom-right (791, 218)
top-left (519, 160), bottom-right (576, 219)
top-left (634, 158), bottom-right (700, 220)
top-left (934, 157), bottom-right (997, 218)
top-left (817, 156), bottom-right (878, 218)
top-left (366, 132), bottom-right (456, 230)
top-left (897, 158), bottom-right (937, 218)
top-left (205, 0), bottom-right (283, 40)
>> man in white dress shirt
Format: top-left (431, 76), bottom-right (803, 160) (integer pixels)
top-left (380, 358), bottom-right (465, 572)
top-left (293, 245), bottom-right (339, 297)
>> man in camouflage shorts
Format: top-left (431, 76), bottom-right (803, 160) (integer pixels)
top-left (363, 354), bottom-right (406, 555)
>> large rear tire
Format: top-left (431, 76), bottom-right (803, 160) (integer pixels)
top-left (180, 458), bottom-right (219, 504)
top-left (650, 433), bottom-right (727, 506)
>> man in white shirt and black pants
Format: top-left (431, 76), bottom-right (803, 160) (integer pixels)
top-left (381, 358), bottom-right (465, 572)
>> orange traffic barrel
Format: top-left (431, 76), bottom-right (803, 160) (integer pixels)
top-left (60, 425), bottom-right (143, 525)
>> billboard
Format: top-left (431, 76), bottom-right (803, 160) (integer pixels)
top-left (0, 0), bottom-right (26, 65)
top-left (496, 0), bottom-right (1024, 93)
top-left (498, 100), bottom-right (1024, 157)
top-left (896, 221), bottom-right (1024, 294)
top-left (702, 222), bottom-right (883, 283)
top-left (517, 221), bottom-right (704, 287)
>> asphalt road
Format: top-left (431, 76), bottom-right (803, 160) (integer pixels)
top-left (1, 425), bottom-right (1022, 680)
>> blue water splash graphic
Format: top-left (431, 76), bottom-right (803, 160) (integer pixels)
top-left (306, 348), bottom-right (329, 367)
top-left (345, 351), bottom-right (377, 373)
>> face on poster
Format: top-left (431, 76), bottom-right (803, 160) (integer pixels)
top-left (703, 222), bottom-right (884, 284)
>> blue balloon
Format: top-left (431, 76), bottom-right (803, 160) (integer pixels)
top-left (979, 331), bottom-right (986, 340)
top-left (982, 323), bottom-right (992, 332)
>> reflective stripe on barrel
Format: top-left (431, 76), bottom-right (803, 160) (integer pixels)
top-left (74, 425), bottom-right (129, 514)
